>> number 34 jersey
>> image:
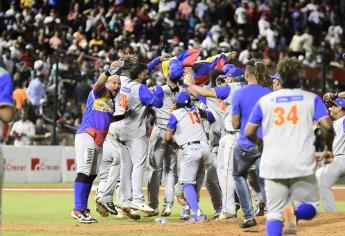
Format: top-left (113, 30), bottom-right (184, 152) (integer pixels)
top-left (248, 88), bottom-right (329, 179)
top-left (167, 107), bottom-right (208, 146)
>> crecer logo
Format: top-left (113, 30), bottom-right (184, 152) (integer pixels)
top-left (66, 159), bottom-right (75, 171)
top-left (31, 158), bottom-right (60, 171)
top-left (4, 159), bottom-right (26, 171)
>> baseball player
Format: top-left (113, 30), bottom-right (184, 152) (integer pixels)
top-left (71, 61), bottom-right (122, 224)
top-left (0, 66), bottom-right (15, 228)
top-left (231, 59), bottom-right (272, 228)
top-left (146, 59), bottom-right (182, 217)
top-left (165, 92), bottom-right (210, 222)
top-left (95, 54), bottom-right (169, 220)
top-left (185, 66), bottom-right (246, 219)
top-left (245, 57), bottom-right (334, 236)
top-left (115, 62), bottom-right (164, 215)
top-left (316, 98), bottom-right (345, 212)
top-left (95, 122), bottom-right (122, 217)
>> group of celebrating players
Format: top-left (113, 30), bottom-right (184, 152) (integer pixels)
top-left (70, 49), bottom-right (344, 236)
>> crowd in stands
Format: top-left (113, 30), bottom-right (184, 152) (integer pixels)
top-left (0, 0), bottom-right (344, 145)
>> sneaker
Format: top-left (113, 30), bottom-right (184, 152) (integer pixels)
top-left (115, 208), bottom-right (125, 219)
top-left (83, 209), bottom-right (98, 223)
top-left (218, 212), bottom-right (237, 220)
top-left (179, 207), bottom-right (191, 220)
top-left (255, 201), bottom-right (265, 217)
top-left (70, 210), bottom-right (92, 224)
top-left (240, 218), bottom-right (257, 228)
top-left (144, 208), bottom-right (159, 217)
top-left (130, 202), bottom-right (155, 213)
top-left (213, 209), bottom-right (222, 220)
top-left (97, 199), bottom-right (118, 215)
top-left (186, 214), bottom-right (207, 223)
top-left (283, 204), bottom-right (297, 235)
top-left (161, 206), bottom-right (172, 217)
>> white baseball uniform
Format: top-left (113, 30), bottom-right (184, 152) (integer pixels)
top-left (316, 115), bottom-right (345, 211)
top-left (248, 88), bottom-right (329, 221)
top-left (147, 84), bottom-right (178, 209)
top-left (116, 77), bottom-right (163, 206)
top-left (167, 106), bottom-right (211, 185)
top-left (96, 122), bottom-right (122, 204)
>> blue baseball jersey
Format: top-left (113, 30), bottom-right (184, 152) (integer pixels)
top-left (248, 88), bottom-right (329, 179)
top-left (0, 67), bottom-right (15, 107)
top-left (77, 87), bottom-right (115, 146)
top-left (232, 84), bottom-right (272, 148)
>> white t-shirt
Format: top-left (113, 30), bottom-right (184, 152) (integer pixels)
top-left (10, 120), bottom-right (35, 146)
top-left (234, 7), bottom-right (247, 25)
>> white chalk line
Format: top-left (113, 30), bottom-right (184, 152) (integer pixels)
top-left (3, 186), bottom-right (345, 192)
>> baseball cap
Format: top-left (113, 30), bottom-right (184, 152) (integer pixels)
top-left (334, 98), bottom-right (345, 108)
top-left (168, 59), bottom-right (184, 82)
top-left (271, 72), bottom-right (281, 81)
top-left (219, 67), bottom-right (244, 79)
top-left (175, 92), bottom-right (191, 105)
top-left (222, 64), bottom-right (236, 73)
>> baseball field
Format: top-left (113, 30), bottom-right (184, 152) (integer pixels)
top-left (3, 183), bottom-right (345, 236)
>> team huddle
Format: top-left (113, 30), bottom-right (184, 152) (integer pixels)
top-left (70, 49), bottom-right (343, 236)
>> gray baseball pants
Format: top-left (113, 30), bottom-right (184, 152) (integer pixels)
top-left (316, 156), bottom-right (345, 212)
top-left (118, 137), bottom-right (148, 205)
top-left (97, 138), bottom-right (121, 203)
top-left (265, 175), bottom-right (318, 221)
top-left (147, 125), bottom-right (177, 209)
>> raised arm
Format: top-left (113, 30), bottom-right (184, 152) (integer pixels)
top-left (93, 61), bottom-right (123, 93)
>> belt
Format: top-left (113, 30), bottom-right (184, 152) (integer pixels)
top-left (181, 141), bottom-right (201, 149)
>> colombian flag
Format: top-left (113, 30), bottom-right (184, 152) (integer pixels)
top-left (192, 52), bottom-right (230, 85)
top-left (162, 48), bottom-right (201, 79)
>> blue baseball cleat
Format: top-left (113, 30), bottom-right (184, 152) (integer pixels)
top-left (179, 206), bottom-right (191, 220)
top-left (185, 214), bottom-right (207, 223)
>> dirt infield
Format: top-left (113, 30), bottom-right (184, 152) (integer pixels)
top-left (4, 212), bottom-right (345, 235)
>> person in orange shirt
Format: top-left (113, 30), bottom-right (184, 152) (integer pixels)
top-left (12, 81), bottom-right (28, 110)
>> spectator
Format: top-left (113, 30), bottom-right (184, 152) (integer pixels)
top-left (27, 61), bottom-right (46, 111)
top-left (289, 29), bottom-right (305, 57)
top-left (10, 109), bottom-right (35, 146)
top-left (12, 81), bottom-right (28, 110)
top-left (32, 118), bottom-right (51, 145)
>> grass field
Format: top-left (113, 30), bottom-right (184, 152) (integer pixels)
top-left (3, 183), bottom-right (345, 236)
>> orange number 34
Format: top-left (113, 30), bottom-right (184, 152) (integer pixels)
top-left (274, 105), bottom-right (299, 126)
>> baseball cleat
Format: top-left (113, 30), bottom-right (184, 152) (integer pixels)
top-left (240, 218), bottom-right (257, 228)
top-left (185, 214), bottom-right (207, 223)
top-left (96, 203), bottom-right (109, 217)
top-left (255, 201), bottom-right (265, 217)
top-left (120, 204), bottom-right (141, 220)
top-left (130, 202), bottom-right (155, 213)
top-left (83, 209), bottom-right (98, 223)
top-left (115, 208), bottom-right (125, 219)
top-left (161, 206), bottom-right (172, 217)
top-left (213, 209), bottom-right (222, 220)
top-left (217, 212), bottom-right (237, 220)
top-left (70, 210), bottom-right (92, 224)
top-left (144, 208), bottom-right (159, 217)
top-left (283, 204), bottom-right (297, 235)
top-left (179, 206), bottom-right (191, 220)
top-left (97, 199), bottom-right (118, 215)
